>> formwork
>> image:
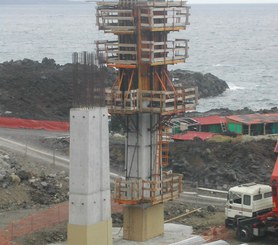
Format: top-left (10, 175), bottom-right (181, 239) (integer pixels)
top-left (96, 0), bottom-right (197, 240)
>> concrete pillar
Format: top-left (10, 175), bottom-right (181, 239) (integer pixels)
top-left (124, 113), bottom-right (164, 241)
top-left (68, 108), bottom-right (112, 245)
top-left (126, 113), bottom-right (158, 180)
top-left (123, 204), bottom-right (164, 241)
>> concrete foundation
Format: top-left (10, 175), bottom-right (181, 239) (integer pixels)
top-left (68, 219), bottom-right (112, 245)
top-left (123, 204), bottom-right (164, 241)
top-left (68, 108), bottom-right (112, 245)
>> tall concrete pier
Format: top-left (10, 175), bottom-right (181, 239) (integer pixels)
top-left (67, 53), bottom-right (112, 245)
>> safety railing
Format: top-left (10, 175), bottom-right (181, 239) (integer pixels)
top-left (137, 0), bottom-right (188, 7)
top-left (97, 39), bottom-right (188, 66)
top-left (105, 88), bottom-right (197, 114)
top-left (96, 40), bottom-right (137, 65)
top-left (141, 39), bottom-right (188, 65)
top-left (96, 8), bottom-right (135, 33)
top-left (140, 6), bottom-right (190, 30)
top-left (113, 173), bottom-right (183, 205)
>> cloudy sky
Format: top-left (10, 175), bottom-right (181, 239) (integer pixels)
top-left (1, 0), bottom-right (278, 3)
top-left (189, 0), bottom-right (278, 3)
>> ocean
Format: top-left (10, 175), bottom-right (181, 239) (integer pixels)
top-left (0, 3), bottom-right (277, 112)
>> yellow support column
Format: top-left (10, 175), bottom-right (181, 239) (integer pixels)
top-left (68, 219), bottom-right (112, 245)
top-left (123, 204), bottom-right (164, 241)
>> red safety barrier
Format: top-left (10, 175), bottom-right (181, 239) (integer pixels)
top-left (0, 117), bottom-right (69, 132)
top-left (0, 200), bottom-right (123, 244)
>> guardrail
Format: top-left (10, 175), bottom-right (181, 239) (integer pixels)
top-left (113, 173), bottom-right (183, 205)
top-left (106, 88), bottom-right (197, 114)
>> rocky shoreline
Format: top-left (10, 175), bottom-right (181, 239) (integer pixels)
top-left (170, 69), bottom-right (229, 98)
top-left (0, 58), bottom-right (229, 120)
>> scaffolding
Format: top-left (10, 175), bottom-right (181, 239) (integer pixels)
top-left (105, 88), bottom-right (197, 114)
top-left (114, 173), bottom-right (182, 205)
top-left (97, 0), bottom-right (190, 33)
top-left (97, 0), bottom-right (196, 205)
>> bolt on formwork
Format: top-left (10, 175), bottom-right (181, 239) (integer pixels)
top-left (96, 0), bottom-right (197, 241)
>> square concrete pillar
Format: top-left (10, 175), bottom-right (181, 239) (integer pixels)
top-left (68, 108), bottom-right (112, 245)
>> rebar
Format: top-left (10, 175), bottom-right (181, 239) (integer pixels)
top-left (72, 51), bottom-right (106, 108)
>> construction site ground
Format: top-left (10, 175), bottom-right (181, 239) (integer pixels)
top-left (0, 128), bottom-right (278, 244)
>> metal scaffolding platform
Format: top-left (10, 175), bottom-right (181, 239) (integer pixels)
top-left (105, 88), bottom-right (197, 115)
top-left (113, 173), bottom-right (182, 205)
top-left (97, 0), bottom-right (195, 206)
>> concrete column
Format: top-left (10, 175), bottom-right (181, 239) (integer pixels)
top-left (123, 204), bottom-right (164, 241)
top-left (68, 108), bottom-right (112, 245)
top-left (126, 113), bottom-right (158, 180)
top-left (124, 113), bottom-right (164, 241)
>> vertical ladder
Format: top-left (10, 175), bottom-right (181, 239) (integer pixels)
top-left (155, 126), bottom-right (170, 170)
top-left (161, 127), bottom-right (170, 167)
top-left (221, 122), bottom-right (227, 133)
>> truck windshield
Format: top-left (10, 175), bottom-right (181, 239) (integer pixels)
top-left (229, 191), bottom-right (242, 204)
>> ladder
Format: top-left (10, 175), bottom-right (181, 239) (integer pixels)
top-left (155, 126), bottom-right (170, 171)
top-left (221, 122), bottom-right (227, 133)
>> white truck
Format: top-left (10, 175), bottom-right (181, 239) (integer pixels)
top-left (225, 182), bottom-right (274, 242)
top-left (225, 142), bottom-right (278, 242)
top-left (225, 183), bottom-right (272, 227)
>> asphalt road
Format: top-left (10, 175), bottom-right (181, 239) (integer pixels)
top-left (0, 128), bottom-right (124, 179)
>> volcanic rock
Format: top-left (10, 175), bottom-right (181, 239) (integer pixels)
top-left (0, 59), bottom-right (229, 120)
top-left (171, 69), bottom-right (229, 98)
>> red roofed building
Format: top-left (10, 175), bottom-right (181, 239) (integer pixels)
top-left (172, 131), bottom-right (215, 141)
top-left (226, 113), bottom-right (278, 135)
top-left (188, 115), bottom-right (227, 133)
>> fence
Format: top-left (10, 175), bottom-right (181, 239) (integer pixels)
top-left (0, 202), bottom-right (68, 245)
top-left (0, 117), bottom-right (69, 132)
top-left (0, 200), bottom-right (123, 245)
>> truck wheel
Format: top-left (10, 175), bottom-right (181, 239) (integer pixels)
top-left (236, 225), bottom-right (253, 242)
top-left (225, 219), bottom-right (234, 228)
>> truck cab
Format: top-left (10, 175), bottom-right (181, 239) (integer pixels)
top-left (225, 182), bottom-right (272, 228)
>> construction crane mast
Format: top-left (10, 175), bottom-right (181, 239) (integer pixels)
top-left (96, 0), bottom-right (197, 241)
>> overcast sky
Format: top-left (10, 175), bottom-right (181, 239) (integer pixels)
top-left (1, 0), bottom-right (278, 3)
top-left (189, 0), bottom-right (278, 3)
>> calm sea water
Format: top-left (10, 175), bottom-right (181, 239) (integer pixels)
top-left (0, 3), bottom-right (277, 111)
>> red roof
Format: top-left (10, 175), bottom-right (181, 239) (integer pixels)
top-left (192, 116), bottom-right (226, 126)
top-left (227, 113), bottom-right (278, 125)
top-left (172, 131), bottom-right (215, 141)
top-left (275, 141), bottom-right (278, 154)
